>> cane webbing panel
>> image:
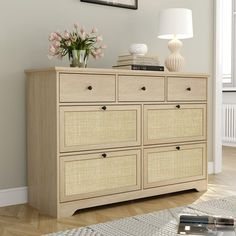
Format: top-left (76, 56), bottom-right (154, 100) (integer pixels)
top-left (64, 110), bottom-right (137, 147)
top-left (64, 155), bottom-right (137, 196)
top-left (147, 148), bottom-right (203, 183)
top-left (147, 108), bottom-right (203, 140)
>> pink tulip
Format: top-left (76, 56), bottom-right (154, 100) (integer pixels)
top-left (80, 26), bottom-right (85, 34)
top-left (55, 31), bottom-right (62, 39)
top-left (49, 32), bottom-right (57, 41)
top-left (96, 48), bottom-right (102, 54)
top-left (80, 32), bottom-right (86, 40)
top-left (98, 53), bottom-right (104, 58)
top-left (91, 27), bottom-right (98, 33)
top-left (48, 24), bottom-right (106, 62)
top-left (49, 45), bottom-right (56, 54)
top-left (96, 35), bottom-right (103, 42)
top-left (53, 41), bottom-right (60, 48)
top-left (74, 22), bottom-right (79, 29)
top-left (91, 50), bottom-right (97, 57)
top-left (49, 33), bottom-right (54, 41)
top-left (101, 44), bottom-right (107, 49)
top-left (64, 30), bottom-right (70, 39)
top-left (54, 35), bottom-right (60, 41)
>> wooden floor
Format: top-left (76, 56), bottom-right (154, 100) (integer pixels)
top-left (0, 146), bottom-right (236, 236)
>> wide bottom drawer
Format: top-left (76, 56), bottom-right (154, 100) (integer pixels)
top-left (60, 149), bottom-right (141, 202)
top-left (143, 143), bottom-right (207, 189)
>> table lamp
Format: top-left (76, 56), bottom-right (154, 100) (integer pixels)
top-left (158, 8), bottom-right (193, 72)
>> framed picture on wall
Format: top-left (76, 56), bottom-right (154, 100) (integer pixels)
top-left (81, 0), bottom-right (138, 10)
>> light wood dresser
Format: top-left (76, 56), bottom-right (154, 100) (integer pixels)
top-left (26, 67), bottom-right (209, 218)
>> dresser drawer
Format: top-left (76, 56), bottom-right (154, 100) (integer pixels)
top-left (60, 73), bottom-right (116, 102)
top-left (167, 77), bottom-right (207, 101)
top-left (118, 76), bottom-right (164, 102)
top-left (143, 143), bottom-right (206, 189)
top-left (60, 149), bottom-right (141, 202)
top-left (144, 104), bottom-right (206, 145)
top-left (60, 105), bottom-right (141, 152)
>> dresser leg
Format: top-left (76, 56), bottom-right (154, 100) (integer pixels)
top-left (58, 206), bottom-right (77, 218)
top-left (195, 180), bottom-right (208, 192)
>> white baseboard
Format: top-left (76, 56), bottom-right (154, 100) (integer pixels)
top-left (208, 161), bottom-right (214, 174)
top-left (0, 186), bottom-right (28, 207)
top-left (222, 142), bottom-right (236, 147)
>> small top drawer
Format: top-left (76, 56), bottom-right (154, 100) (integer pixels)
top-left (167, 77), bottom-right (207, 101)
top-left (60, 73), bottom-right (116, 102)
top-left (118, 76), bottom-right (165, 102)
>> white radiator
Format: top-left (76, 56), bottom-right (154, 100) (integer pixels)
top-left (222, 104), bottom-right (236, 145)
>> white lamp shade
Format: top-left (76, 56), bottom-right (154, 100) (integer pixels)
top-left (158, 8), bottom-right (193, 39)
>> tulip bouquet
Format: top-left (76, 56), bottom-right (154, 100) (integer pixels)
top-left (48, 23), bottom-right (106, 67)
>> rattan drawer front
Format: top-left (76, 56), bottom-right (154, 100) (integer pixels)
top-left (144, 144), bottom-right (206, 188)
top-left (144, 104), bottom-right (206, 145)
top-left (60, 73), bottom-right (116, 102)
top-left (167, 77), bottom-right (207, 101)
top-left (60, 105), bottom-right (141, 152)
top-left (118, 76), bottom-right (164, 101)
top-left (60, 149), bottom-right (141, 202)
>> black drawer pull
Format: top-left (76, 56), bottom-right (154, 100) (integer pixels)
top-left (102, 106), bottom-right (107, 111)
top-left (176, 104), bottom-right (181, 109)
top-left (176, 146), bottom-right (181, 150)
top-left (141, 86), bottom-right (146, 91)
top-left (87, 85), bottom-right (93, 90)
top-left (186, 87), bottom-right (191, 91)
top-left (102, 153), bottom-right (107, 158)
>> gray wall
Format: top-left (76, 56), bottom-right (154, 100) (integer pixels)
top-left (0, 0), bottom-right (213, 189)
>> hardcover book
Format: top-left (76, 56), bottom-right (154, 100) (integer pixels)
top-left (118, 54), bottom-right (160, 61)
top-left (117, 59), bottom-right (160, 66)
top-left (113, 64), bottom-right (165, 71)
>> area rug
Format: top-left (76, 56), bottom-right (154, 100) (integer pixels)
top-left (44, 196), bottom-right (236, 236)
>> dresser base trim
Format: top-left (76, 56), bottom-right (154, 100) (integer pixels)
top-left (58, 179), bottom-right (207, 218)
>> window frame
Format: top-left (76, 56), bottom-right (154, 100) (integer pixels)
top-left (223, 0), bottom-right (235, 87)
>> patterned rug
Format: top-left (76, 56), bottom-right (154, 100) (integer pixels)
top-left (44, 196), bottom-right (236, 236)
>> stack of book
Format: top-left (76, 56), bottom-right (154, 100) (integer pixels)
top-left (113, 55), bottom-right (164, 71)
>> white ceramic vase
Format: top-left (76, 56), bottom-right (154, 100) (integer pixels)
top-left (129, 44), bottom-right (148, 56)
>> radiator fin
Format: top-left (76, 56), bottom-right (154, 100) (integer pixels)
top-left (222, 104), bottom-right (236, 144)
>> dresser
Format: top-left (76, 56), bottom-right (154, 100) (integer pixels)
top-left (26, 67), bottom-right (209, 218)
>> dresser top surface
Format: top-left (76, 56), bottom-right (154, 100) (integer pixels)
top-left (25, 67), bottom-right (209, 78)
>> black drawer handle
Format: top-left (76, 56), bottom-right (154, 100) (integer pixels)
top-left (176, 104), bottom-right (181, 109)
top-left (102, 153), bottom-right (107, 158)
top-left (87, 85), bottom-right (93, 90)
top-left (102, 106), bottom-right (107, 111)
top-left (186, 87), bottom-right (191, 91)
top-left (176, 146), bottom-right (181, 150)
top-left (141, 86), bottom-right (146, 91)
